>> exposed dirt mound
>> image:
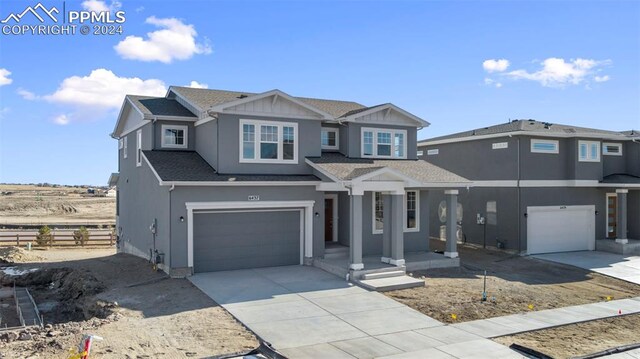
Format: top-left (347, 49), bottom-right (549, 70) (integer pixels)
top-left (1, 267), bottom-right (109, 322)
top-left (0, 246), bottom-right (44, 263)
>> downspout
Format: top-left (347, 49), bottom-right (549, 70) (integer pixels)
top-left (152, 116), bottom-right (158, 149)
top-left (169, 183), bottom-right (175, 271)
top-left (516, 136), bottom-right (522, 255)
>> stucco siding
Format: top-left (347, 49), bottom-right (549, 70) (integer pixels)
top-left (117, 123), bottom-right (171, 270)
top-left (215, 114), bottom-right (320, 174)
top-left (195, 119), bottom-right (218, 169)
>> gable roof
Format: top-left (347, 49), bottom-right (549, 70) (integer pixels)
top-left (169, 86), bottom-right (366, 118)
top-left (142, 150), bottom-right (319, 184)
top-left (127, 95), bottom-right (196, 118)
top-left (306, 152), bottom-right (470, 186)
top-left (420, 119), bottom-right (636, 145)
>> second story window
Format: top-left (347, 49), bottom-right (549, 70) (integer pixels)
top-left (603, 142), bottom-right (622, 156)
top-left (579, 140), bottom-right (600, 162)
top-left (240, 119), bottom-right (298, 163)
top-left (321, 128), bottom-right (339, 150)
top-left (362, 127), bottom-right (407, 159)
top-left (136, 129), bottom-right (142, 167)
top-left (162, 125), bottom-right (188, 149)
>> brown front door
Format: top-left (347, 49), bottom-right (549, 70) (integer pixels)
top-left (607, 195), bottom-right (617, 239)
top-left (325, 198), bottom-right (333, 242)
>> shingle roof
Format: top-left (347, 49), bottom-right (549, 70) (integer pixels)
top-left (422, 119), bottom-right (634, 142)
top-left (340, 104), bottom-right (387, 118)
top-left (127, 95), bottom-right (196, 118)
top-left (143, 150), bottom-right (319, 182)
top-left (307, 153), bottom-right (470, 185)
top-left (169, 87), bottom-right (366, 118)
top-left (601, 174), bottom-right (640, 184)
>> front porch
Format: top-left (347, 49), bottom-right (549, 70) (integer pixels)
top-left (314, 245), bottom-right (460, 280)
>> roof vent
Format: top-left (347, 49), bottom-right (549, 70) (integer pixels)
top-left (237, 94), bottom-right (248, 99)
top-left (543, 122), bottom-right (552, 129)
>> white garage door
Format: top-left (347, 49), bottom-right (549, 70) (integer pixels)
top-left (527, 205), bottom-right (595, 254)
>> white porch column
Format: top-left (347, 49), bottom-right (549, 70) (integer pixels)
top-left (381, 193), bottom-right (392, 263)
top-left (390, 194), bottom-right (405, 266)
top-left (349, 192), bottom-right (364, 270)
top-left (445, 189), bottom-right (459, 258)
top-left (616, 189), bottom-right (628, 244)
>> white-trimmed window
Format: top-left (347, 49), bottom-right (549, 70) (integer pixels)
top-left (321, 128), bottom-right (339, 150)
top-left (603, 142), bottom-right (622, 156)
top-left (162, 125), bottom-right (188, 149)
top-left (123, 136), bottom-right (128, 159)
top-left (531, 139), bottom-right (559, 154)
top-left (417, 150), bottom-right (424, 156)
top-left (118, 138), bottom-right (124, 150)
top-left (405, 190), bottom-right (419, 231)
top-left (372, 191), bottom-right (420, 234)
top-left (579, 140), bottom-right (600, 162)
top-left (361, 128), bottom-right (407, 159)
top-left (240, 119), bottom-right (298, 163)
top-left (136, 129), bottom-right (142, 167)
top-left (427, 149), bottom-right (439, 155)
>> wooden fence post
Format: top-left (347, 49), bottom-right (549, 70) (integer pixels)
top-left (16, 234), bottom-right (20, 247)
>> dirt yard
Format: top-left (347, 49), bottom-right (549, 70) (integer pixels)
top-left (494, 314), bottom-right (640, 358)
top-left (385, 240), bottom-right (640, 324)
top-left (0, 184), bottom-right (115, 226)
top-left (0, 247), bottom-right (258, 358)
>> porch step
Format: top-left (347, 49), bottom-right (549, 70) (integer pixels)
top-left (362, 270), bottom-right (406, 280)
top-left (356, 275), bottom-right (424, 292)
top-left (324, 245), bottom-right (349, 259)
top-left (596, 239), bottom-right (640, 255)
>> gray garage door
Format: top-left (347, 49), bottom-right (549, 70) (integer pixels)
top-left (193, 210), bottom-right (301, 272)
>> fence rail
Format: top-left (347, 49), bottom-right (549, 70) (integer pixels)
top-left (0, 230), bottom-right (115, 247)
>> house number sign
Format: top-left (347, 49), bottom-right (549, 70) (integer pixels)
top-left (248, 195), bottom-right (260, 201)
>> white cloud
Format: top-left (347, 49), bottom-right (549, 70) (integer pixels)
top-left (81, 0), bottom-right (121, 12)
top-left (17, 88), bottom-right (38, 100)
top-left (594, 75), bottom-right (610, 83)
top-left (0, 107), bottom-right (9, 119)
top-left (0, 68), bottom-right (12, 86)
top-left (506, 57), bottom-right (611, 87)
top-left (484, 78), bottom-right (503, 88)
top-left (187, 81), bottom-right (208, 89)
top-left (53, 114), bottom-right (70, 125)
top-left (44, 68), bottom-right (166, 109)
top-left (114, 16), bottom-right (212, 63)
top-left (482, 59), bottom-right (510, 73)
top-left (135, 6), bottom-right (145, 12)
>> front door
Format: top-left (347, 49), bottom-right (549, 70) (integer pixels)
top-left (607, 194), bottom-right (617, 239)
top-left (325, 198), bottom-right (334, 242)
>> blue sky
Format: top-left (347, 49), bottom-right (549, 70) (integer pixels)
top-left (0, 0), bottom-right (639, 185)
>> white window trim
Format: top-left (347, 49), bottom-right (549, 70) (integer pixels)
top-left (136, 129), bottom-right (142, 167)
top-left (361, 127), bottom-right (408, 159)
top-left (602, 142), bottom-right (622, 156)
top-left (161, 125), bottom-right (188, 149)
top-left (321, 127), bottom-right (339, 150)
top-left (239, 119), bottom-right (299, 164)
top-left (123, 136), bottom-right (128, 159)
top-left (531, 139), bottom-right (559, 154)
top-left (578, 140), bottom-right (601, 162)
top-left (372, 191), bottom-right (420, 234)
top-left (118, 138), bottom-right (124, 150)
top-left (404, 190), bottom-right (420, 232)
top-left (427, 149), bottom-right (439, 155)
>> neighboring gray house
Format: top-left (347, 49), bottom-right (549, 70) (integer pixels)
top-left (110, 87), bottom-right (469, 278)
top-left (418, 120), bottom-right (640, 255)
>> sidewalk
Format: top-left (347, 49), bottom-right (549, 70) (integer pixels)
top-left (452, 297), bottom-right (640, 338)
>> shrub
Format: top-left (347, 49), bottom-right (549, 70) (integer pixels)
top-left (73, 226), bottom-right (90, 246)
top-left (35, 225), bottom-right (53, 247)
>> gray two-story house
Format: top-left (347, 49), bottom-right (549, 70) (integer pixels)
top-left (418, 120), bottom-right (640, 255)
top-left (110, 87), bottom-right (469, 279)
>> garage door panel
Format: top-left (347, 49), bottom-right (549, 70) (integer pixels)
top-left (527, 205), bottom-right (595, 255)
top-left (193, 210), bottom-right (301, 272)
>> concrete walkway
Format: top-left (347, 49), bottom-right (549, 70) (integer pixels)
top-left (189, 266), bottom-right (522, 358)
top-left (452, 297), bottom-right (640, 338)
top-left (534, 251), bottom-right (640, 285)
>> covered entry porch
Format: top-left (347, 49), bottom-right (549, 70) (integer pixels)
top-left (307, 154), bottom-right (471, 283)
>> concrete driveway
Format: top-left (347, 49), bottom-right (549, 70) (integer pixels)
top-left (534, 251), bottom-right (640, 285)
top-left (189, 265), bottom-right (521, 359)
